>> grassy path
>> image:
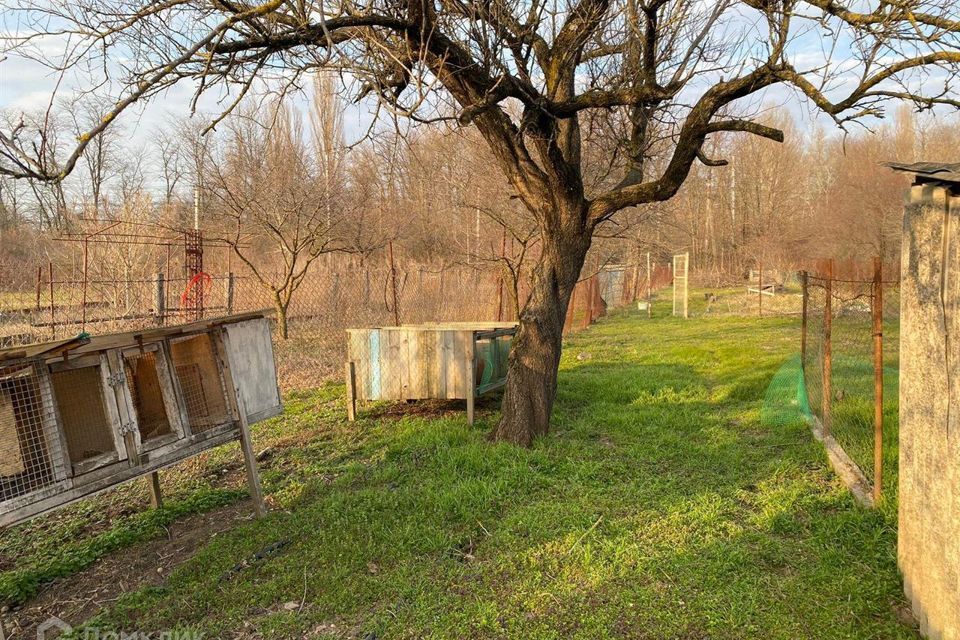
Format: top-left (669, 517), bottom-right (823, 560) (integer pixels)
top-left (15, 309), bottom-right (917, 639)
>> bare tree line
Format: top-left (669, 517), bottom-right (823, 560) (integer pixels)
top-left (2, 101), bottom-right (956, 312)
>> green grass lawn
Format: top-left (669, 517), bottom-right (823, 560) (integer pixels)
top-left (4, 305), bottom-right (915, 639)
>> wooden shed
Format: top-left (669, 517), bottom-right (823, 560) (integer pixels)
top-left (346, 323), bottom-right (518, 423)
top-left (0, 311), bottom-right (280, 527)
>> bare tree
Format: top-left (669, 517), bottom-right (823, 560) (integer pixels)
top-left (1, 0), bottom-right (960, 445)
top-left (154, 128), bottom-right (188, 208)
top-left (65, 95), bottom-right (122, 218)
top-left (205, 91), bottom-right (348, 339)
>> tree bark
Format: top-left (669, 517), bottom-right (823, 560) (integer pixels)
top-left (489, 217), bottom-right (591, 446)
top-left (274, 293), bottom-right (290, 340)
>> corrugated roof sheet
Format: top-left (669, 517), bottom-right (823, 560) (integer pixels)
top-left (884, 161), bottom-right (960, 185)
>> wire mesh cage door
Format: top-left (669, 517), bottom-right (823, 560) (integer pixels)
top-left (48, 355), bottom-right (128, 476)
top-left (0, 363), bottom-right (68, 505)
top-left (118, 343), bottom-right (186, 451)
top-left (168, 333), bottom-right (234, 434)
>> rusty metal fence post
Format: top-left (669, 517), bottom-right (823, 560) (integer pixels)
top-left (81, 239), bottom-right (89, 331)
top-left (872, 256), bottom-right (884, 502)
top-left (823, 259), bottom-right (834, 439)
top-left (154, 273), bottom-right (166, 326)
top-left (48, 261), bottom-right (55, 340)
top-left (801, 271), bottom-right (809, 370)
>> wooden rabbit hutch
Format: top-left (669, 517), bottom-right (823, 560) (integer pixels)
top-left (345, 323), bottom-right (518, 423)
top-left (0, 312), bottom-right (281, 528)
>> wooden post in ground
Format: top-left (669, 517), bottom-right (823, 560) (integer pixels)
top-left (214, 331), bottom-right (266, 518)
top-left (801, 271), bottom-right (809, 370)
top-left (165, 244), bottom-right (172, 315)
top-left (823, 259), bottom-right (834, 439)
top-left (872, 256), bottom-right (884, 502)
top-left (237, 395), bottom-right (266, 518)
top-left (345, 361), bottom-right (357, 422)
top-left (35, 265), bottom-right (42, 312)
top-left (672, 256), bottom-right (678, 317)
top-left (148, 471), bottom-right (163, 509)
top-left (758, 262), bottom-right (763, 317)
top-left (646, 253), bottom-right (652, 319)
top-left (154, 273), bottom-right (166, 326)
top-left (48, 261), bottom-right (55, 340)
top-left (465, 339), bottom-right (476, 425)
top-left (388, 240), bottom-right (400, 325)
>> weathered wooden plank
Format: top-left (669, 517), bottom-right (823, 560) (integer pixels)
top-left (105, 349), bottom-right (141, 466)
top-left (0, 427), bottom-right (239, 528)
top-left (421, 331), bottom-right (439, 399)
top-left (152, 343), bottom-right (187, 439)
top-left (346, 362), bottom-right (357, 421)
top-left (35, 367), bottom-right (71, 483)
top-left (369, 329), bottom-right (382, 399)
top-left (438, 330), bottom-right (453, 399)
top-left (215, 329), bottom-right (265, 518)
top-left (407, 329), bottom-right (425, 399)
top-left (98, 353), bottom-right (130, 465)
top-left (450, 330), bottom-right (467, 399)
top-left (223, 319), bottom-right (282, 423)
top-left (397, 329), bottom-right (411, 400)
top-left (148, 471), bottom-right (162, 509)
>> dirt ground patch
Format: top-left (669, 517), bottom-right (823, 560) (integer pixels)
top-left (1, 500), bottom-right (256, 639)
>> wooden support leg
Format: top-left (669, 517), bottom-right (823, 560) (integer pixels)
top-left (236, 396), bottom-right (266, 518)
top-left (346, 361), bottom-right (357, 422)
top-left (466, 340), bottom-right (476, 426)
top-left (211, 329), bottom-right (266, 519)
top-left (464, 356), bottom-right (478, 426)
top-left (148, 471), bottom-right (163, 509)
top-left (467, 385), bottom-right (475, 426)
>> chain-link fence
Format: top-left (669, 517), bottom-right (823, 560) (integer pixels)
top-left (1, 249), bottom-right (670, 394)
top-left (800, 259), bottom-right (899, 503)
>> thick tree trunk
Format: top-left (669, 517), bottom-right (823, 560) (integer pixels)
top-left (489, 222), bottom-right (591, 446)
top-left (273, 293), bottom-right (290, 340)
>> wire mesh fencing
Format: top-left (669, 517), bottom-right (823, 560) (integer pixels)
top-left (800, 259), bottom-right (899, 504)
top-left (1, 249), bottom-right (666, 394)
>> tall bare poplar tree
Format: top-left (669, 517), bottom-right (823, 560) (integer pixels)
top-left (204, 91), bottom-right (347, 339)
top-left (1, 0), bottom-right (959, 445)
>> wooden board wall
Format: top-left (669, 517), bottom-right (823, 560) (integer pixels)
top-left (348, 327), bottom-right (476, 401)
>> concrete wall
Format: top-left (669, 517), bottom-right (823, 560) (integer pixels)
top-left (899, 182), bottom-right (960, 640)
